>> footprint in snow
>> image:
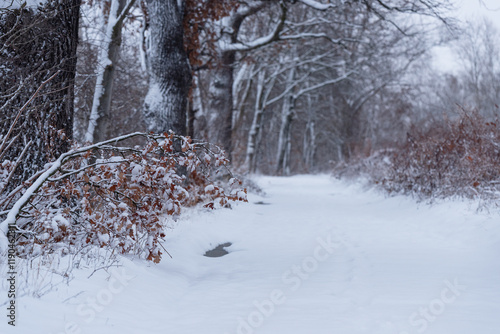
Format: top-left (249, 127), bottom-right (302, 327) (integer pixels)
top-left (204, 242), bottom-right (232, 258)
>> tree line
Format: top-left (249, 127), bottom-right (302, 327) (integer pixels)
top-left (6, 0), bottom-right (494, 185)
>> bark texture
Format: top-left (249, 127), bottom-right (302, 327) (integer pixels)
top-left (144, 0), bottom-right (191, 135)
top-left (0, 0), bottom-right (81, 187)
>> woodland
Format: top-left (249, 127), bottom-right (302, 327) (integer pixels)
top-left (1, 0), bottom-right (500, 261)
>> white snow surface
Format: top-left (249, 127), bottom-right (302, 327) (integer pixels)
top-left (2, 175), bottom-right (500, 333)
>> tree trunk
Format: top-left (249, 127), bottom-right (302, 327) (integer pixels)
top-left (276, 103), bottom-right (294, 176)
top-left (144, 0), bottom-right (191, 135)
top-left (245, 71), bottom-right (266, 173)
top-left (0, 0), bottom-right (81, 188)
top-left (207, 49), bottom-right (236, 158)
top-left (276, 68), bottom-right (296, 175)
top-left (86, 0), bottom-right (133, 143)
top-left (303, 95), bottom-right (316, 171)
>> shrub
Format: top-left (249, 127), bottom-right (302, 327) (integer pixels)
top-left (382, 109), bottom-right (500, 201)
top-left (0, 132), bottom-right (247, 263)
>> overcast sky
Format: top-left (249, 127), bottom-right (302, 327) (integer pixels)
top-left (457, 0), bottom-right (500, 20)
top-left (433, 0), bottom-right (500, 72)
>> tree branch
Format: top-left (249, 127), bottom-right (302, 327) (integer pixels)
top-left (221, 1), bottom-right (287, 52)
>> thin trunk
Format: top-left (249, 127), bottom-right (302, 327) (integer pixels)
top-left (187, 93), bottom-right (195, 138)
top-left (245, 71), bottom-right (266, 173)
top-left (276, 99), bottom-right (295, 175)
top-left (276, 68), bottom-right (296, 175)
top-left (303, 95), bottom-right (316, 170)
top-left (233, 63), bottom-right (254, 134)
top-left (86, 0), bottom-right (133, 143)
top-left (191, 75), bottom-right (207, 140)
top-left (245, 68), bottom-right (277, 173)
top-left (207, 49), bottom-right (235, 158)
top-left (144, 0), bottom-right (191, 135)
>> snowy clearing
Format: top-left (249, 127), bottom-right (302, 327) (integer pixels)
top-left (2, 175), bottom-right (500, 334)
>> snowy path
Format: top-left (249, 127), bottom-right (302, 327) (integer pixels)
top-left (3, 175), bottom-right (500, 334)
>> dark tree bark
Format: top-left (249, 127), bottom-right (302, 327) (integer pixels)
top-left (144, 0), bottom-right (192, 136)
top-left (0, 0), bottom-right (81, 189)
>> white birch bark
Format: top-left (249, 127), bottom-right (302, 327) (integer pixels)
top-left (245, 70), bottom-right (265, 173)
top-left (207, 1), bottom-right (286, 159)
top-left (276, 66), bottom-right (296, 176)
top-left (303, 95), bottom-right (316, 170)
top-left (86, 0), bottom-right (134, 143)
top-left (244, 67), bottom-right (278, 173)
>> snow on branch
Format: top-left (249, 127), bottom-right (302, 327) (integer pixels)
top-left (220, 2), bottom-right (287, 52)
top-left (294, 70), bottom-right (354, 98)
top-left (0, 132), bottom-right (247, 261)
top-left (297, 0), bottom-right (337, 11)
top-left (219, 0), bottom-right (340, 53)
top-left (280, 32), bottom-right (344, 45)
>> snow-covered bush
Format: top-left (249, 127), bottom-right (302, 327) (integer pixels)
top-left (0, 132), bottom-right (247, 263)
top-left (333, 108), bottom-right (500, 203)
top-left (382, 109), bottom-right (500, 200)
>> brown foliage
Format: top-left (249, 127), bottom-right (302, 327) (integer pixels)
top-left (183, 0), bottom-right (238, 69)
top-left (3, 133), bottom-right (247, 263)
top-left (382, 109), bottom-right (500, 200)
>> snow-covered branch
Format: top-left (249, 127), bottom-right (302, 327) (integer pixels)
top-left (0, 131), bottom-right (147, 252)
top-left (220, 2), bottom-right (287, 52)
top-left (0, 131), bottom-right (246, 258)
top-left (294, 70), bottom-right (353, 99)
top-left (298, 0), bottom-right (336, 11)
top-left (280, 32), bottom-right (343, 45)
top-left (116, 0), bottom-right (136, 24)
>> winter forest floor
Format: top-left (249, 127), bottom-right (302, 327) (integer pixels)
top-left (2, 175), bottom-right (500, 334)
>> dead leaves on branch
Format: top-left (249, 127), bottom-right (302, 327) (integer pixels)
top-left (5, 132), bottom-right (247, 263)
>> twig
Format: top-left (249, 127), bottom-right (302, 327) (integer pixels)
top-left (0, 71), bottom-right (60, 155)
top-left (158, 242), bottom-right (173, 259)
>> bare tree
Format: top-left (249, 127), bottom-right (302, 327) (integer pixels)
top-left (85, 0), bottom-right (136, 143)
top-left (205, 1), bottom-right (286, 159)
top-left (453, 18), bottom-right (500, 119)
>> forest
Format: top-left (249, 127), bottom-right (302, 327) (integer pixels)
top-left (1, 0), bottom-right (500, 333)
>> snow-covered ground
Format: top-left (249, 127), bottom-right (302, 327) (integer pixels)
top-left (2, 175), bottom-right (500, 334)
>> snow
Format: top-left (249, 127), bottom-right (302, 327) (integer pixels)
top-left (2, 175), bottom-right (500, 333)
top-left (298, 0), bottom-right (335, 11)
top-left (0, 157), bottom-right (63, 253)
top-left (143, 81), bottom-right (162, 131)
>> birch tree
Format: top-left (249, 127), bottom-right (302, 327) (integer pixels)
top-left (244, 65), bottom-right (278, 173)
top-left (204, 0), bottom-right (452, 162)
top-left (274, 58), bottom-right (352, 175)
top-left (206, 1), bottom-right (286, 159)
top-left (454, 18), bottom-right (500, 119)
top-left (85, 0), bottom-right (136, 143)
